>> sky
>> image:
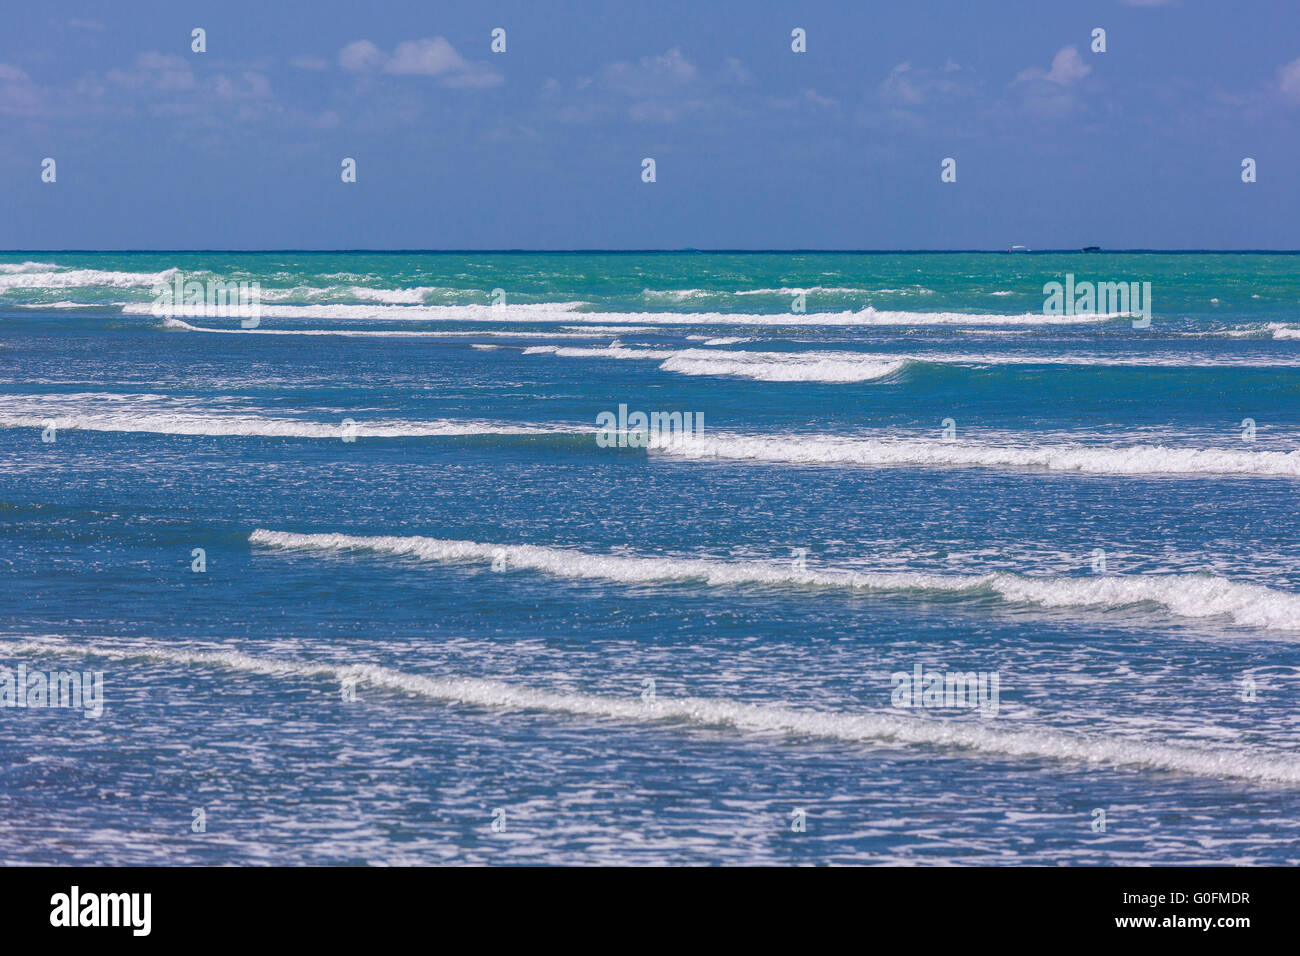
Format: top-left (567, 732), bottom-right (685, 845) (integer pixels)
top-left (1, 0), bottom-right (1298, 250)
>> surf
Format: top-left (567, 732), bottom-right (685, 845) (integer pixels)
top-left (120, 301), bottom-right (1122, 327)
top-left (6, 636), bottom-right (1299, 785)
top-left (0, 394), bottom-right (575, 439)
top-left (648, 431), bottom-right (1300, 478)
top-left (248, 529), bottom-right (1300, 631)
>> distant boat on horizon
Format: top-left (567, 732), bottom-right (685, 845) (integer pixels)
top-left (1005, 244), bottom-right (1030, 253)
top-left (1082, 246), bottom-right (1102, 253)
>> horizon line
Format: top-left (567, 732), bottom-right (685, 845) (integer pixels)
top-left (3, 248), bottom-right (1300, 255)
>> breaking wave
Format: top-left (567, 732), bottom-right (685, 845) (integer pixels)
top-left (7, 637), bottom-right (1300, 784)
top-left (0, 394), bottom-right (574, 439)
top-left (249, 529), bottom-right (1300, 631)
top-left (0, 267), bottom-right (179, 290)
top-left (122, 302), bottom-right (1121, 327)
top-left (648, 432), bottom-right (1300, 478)
top-left (523, 344), bottom-right (1300, 383)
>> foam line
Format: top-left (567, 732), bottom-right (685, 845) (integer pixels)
top-left (161, 317), bottom-right (622, 339)
top-left (5, 637), bottom-right (1298, 784)
top-left (122, 302), bottom-right (1121, 326)
top-left (248, 529), bottom-right (1300, 631)
top-left (0, 267), bottom-right (179, 290)
top-left (649, 432), bottom-right (1300, 478)
top-left (524, 344), bottom-right (1300, 383)
top-left (0, 407), bottom-right (572, 439)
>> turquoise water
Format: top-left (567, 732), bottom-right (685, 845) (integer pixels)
top-left (2, 252), bottom-right (1299, 864)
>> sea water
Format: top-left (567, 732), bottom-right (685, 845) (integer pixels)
top-left (1, 251), bottom-right (1298, 864)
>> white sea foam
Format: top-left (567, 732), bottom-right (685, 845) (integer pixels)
top-left (8, 636), bottom-right (1299, 784)
top-left (0, 412), bottom-right (562, 439)
top-left (524, 343), bottom-right (1300, 383)
top-left (347, 286), bottom-right (437, 304)
top-left (524, 345), bottom-right (675, 360)
top-left (605, 306), bottom-right (1118, 327)
top-left (733, 286), bottom-right (867, 296)
top-left (163, 317), bottom-right (450, 337)
top-left (686, 335), bottom-right (754, 345)
top-left (649, 431), bottom-right (1300, 478)
top-left (561, 325), bottom-right (656, 334)
top-left (0, 394), bottom-right (573, 439)
top-left (255, 285), bottom-right (440, 303)
top-left (123, 301), bottom-right (1120, 327)
top-left (660, 351), bottom-right (907, 382)
top-left (640, 289), bottom-right (712, 300)
top-left (162, 317), bottom-right (623, 340)
top-left (0, 261), bottom-right (61, 273)
top-left (0, 267), bottom-right (180, 290)
top-left (255, 286), bottom-right (331, 302)
top-left (1182, 323), bottom-right (1299, 340)
top-left (248, 529), bottom-right (1300, 631)
top-left (124, 302), bottom-right (589, 322)
top-left (643, 286), bottom-right (933, 298)
top-left (523, 345), bottom-right (911, 382)
top-left (523, 345), bottom-right (907, 382)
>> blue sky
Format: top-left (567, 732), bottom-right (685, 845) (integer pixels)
top-left (2, 0), bottom-right (1298, 249)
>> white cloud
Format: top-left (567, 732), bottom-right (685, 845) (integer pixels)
top-left (879, 61), bottom-right (970, 106)
top-left (106, 52), bottom-right (195, 92)
top-left (339, 40), bottom-right (386, 73)
top-left (1016, 46), bottom-right (1091, 86)
top-left (0, 63), bottom-right (43, 115)
top-left (602, 48), bottom-right (697, 96)
top-left (721, 57), bottom-right (753, 86)
top-left (1279, 57), bottom-right (1300, 101)
top-left (338, 37), bottom-right (502, 87)
top-left (604, 48), bottom-right (707, 120)
top-left (801, 89), bottom-right (837, 109)
top-left (386, 38), bottom-right (466, 76)
top-left (542, 47), bottom-right (721, 123)
top-left (881, 63), bottom-right (924, 105)
top-left (211, 71), bottom-right (272, 100)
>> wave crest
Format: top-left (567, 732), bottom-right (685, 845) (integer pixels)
top-left (649, 432), bottom-right (1300, 478)
top-left (249, 529), bottom-right (1300, 631)
top-left (7, 637), bottom-right (1299, 783)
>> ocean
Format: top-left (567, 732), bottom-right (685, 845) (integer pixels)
top-left (2, 251), bottom-right (1298, 865)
